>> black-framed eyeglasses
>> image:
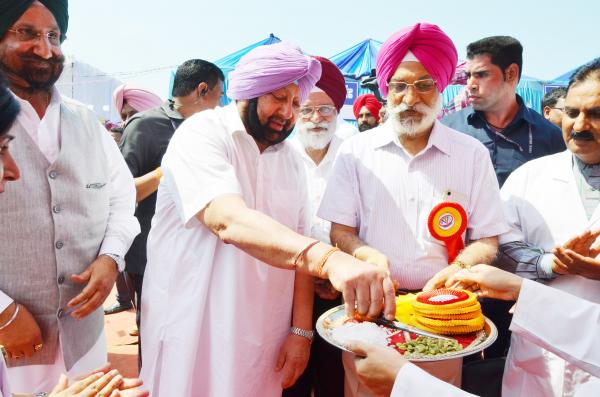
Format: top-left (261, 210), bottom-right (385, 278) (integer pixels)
top-left (299, 105), bottom-right (337, 118)
top-left (7, 27), bottom-right (61, 46)
top-left (387, 79), bottom-right (437, 95)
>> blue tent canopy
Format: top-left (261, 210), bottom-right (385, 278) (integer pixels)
top-left (329, 39), bottom-right (382, 80)
top-left (553, 56), bottom-right (600, 83)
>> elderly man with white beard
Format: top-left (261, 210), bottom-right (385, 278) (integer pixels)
top-left (285, 56), bottom-right (350, 397)
top-left (318, 23), bottom-right (508, 397)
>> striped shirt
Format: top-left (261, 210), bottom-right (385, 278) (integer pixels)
top-left (317, 120), bottom-right (508, 289)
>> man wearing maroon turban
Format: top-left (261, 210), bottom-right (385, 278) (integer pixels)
top-left (286, 56), bottom-right (355, 397)
top-left (318, 23), bottom-right (508, 396)
top-left (353, 94), bottom-right (381, 132)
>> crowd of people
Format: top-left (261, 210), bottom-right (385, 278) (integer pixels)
top-left (1, 1), bottom-right (600, 397)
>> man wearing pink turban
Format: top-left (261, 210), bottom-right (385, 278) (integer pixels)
top-left (139, 42), bottom-right (397, 397)
top-left (112, 84), bottom-right (162, 123)
top-left (318, 23), bottom-right (508, 396)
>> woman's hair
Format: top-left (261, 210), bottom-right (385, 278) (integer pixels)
top-left (0, 75), bottom-right (20, 136)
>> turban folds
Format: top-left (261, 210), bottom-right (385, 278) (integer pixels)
top-left (353, 94), bottom-right (382, 123)
top-left (227, 42), bottom-right (321, 104)
top-left (376, 23), bottom-right (458, 97)
top-left (0, 1), bottom-right (69, 42)
top-left (313, 56), bottom-right (346, 112)
top-left (113, 84), bottom-right (162, 115)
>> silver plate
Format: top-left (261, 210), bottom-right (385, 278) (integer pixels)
top-left (316, 304), bottom-right (498, 362)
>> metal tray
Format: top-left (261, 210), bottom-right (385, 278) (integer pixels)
top-left (316, 304), bottom-right (498, 362)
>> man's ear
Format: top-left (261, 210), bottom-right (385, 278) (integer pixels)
top-left (197, 82), bottom-right (208, 97)
top-left (543, 106), bottom-right (551, 118)
top-left (505, 64), bottom-right (519, 83)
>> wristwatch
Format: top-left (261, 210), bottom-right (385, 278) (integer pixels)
top-left (103, 253), bottom-right (125, 272)
top-left (290, 326), bottom-right (314, 342)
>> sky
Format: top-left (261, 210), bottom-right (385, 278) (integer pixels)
top-left (61, 0), bottom-right (597, 99)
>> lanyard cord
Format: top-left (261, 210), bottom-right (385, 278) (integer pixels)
top-left (487, 122), bottom-right (533, 154)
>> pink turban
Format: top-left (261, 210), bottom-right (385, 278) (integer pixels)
top-left (227, 42), bottom-right (322, 103)
top-left (376, 23), bottom-right (458, 97)
top-left (113, 84), bottom-right (163, 115)
top-left (353, 94), bottom-right (382, 123)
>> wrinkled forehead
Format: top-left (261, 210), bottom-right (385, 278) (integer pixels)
top-left (390, 61), bottom-right (432, 81)
top-left (303, 91), bottom-right (334, 107)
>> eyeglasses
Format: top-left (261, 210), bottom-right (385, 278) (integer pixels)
top-left (7, 27), bottom-right (61, 46)
top-left (387, 79), bottom-right (437, 94)
top-left (299, 105), bottom-right (337, 118)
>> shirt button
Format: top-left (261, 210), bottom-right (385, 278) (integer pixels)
top-left (52, 204), bottom-right (61, 213)
top-left (55, 241), bottom-right (64, 249)
top-left (49, 170), bottom-right (58, 179)
top-left (57, 308), bottom-right (64, 318)
top-left (57, 275), bottom-right (65, 284)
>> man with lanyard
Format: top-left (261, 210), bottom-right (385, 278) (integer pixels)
top-left (285, 56), bottom-right (348, 397)
top-left (495, 58), bottom-right (600, 396)
top-left (139, 42), bottom-right (396, 397)
top-left (118, 59), bottom-right (223, 348)
top-left (442, 35), bottom-right (564, 187)
top-left (318, 23), bottom-right (507, 396)
top-left (0, 0), bottom-right (139, 393)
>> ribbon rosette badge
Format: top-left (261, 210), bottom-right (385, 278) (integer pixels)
top-left (427, 202), bottom-right (467, 264)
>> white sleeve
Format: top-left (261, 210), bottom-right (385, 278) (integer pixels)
top-left (162, 116), bottom-right (242, 226)
top-left (466, 145), bottom-right (509, 240)
top-left (391, 363), bottom-right (476, 397)
top-left (498, 166), bottom-right (529, 244)
top-left (511, 279), bottom-right (600, 377)
top-left (98, 126), bottom-right (140, 262)
top-left (317, 141), bottom-right (359, 228)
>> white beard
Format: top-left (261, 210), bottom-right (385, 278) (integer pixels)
top-left (387, 96), bottom-right (442, 137)
top-left (295, 119), bottom-right (337, 150)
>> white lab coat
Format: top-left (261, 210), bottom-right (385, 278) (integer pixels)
top-left (500, 150), bottom-right (600, 396)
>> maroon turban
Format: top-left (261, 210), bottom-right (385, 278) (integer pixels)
top-left (376, 23), bottom-right (458, 97)
top-left (312, 56), bottom-right (346, 112)
top-left (353, 94), bottom-right (382, 123)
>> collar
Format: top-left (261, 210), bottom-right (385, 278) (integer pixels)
top-left (467, 94), bottom-right (535, 127)
top-left (163, 100), bottom-right (184, 120)
top-left (372, 119), bottom-right (451, 156)
top-left (552, 150), bottom-right (578, 182)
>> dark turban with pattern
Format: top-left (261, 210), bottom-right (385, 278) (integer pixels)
top-left (0, 0), bottom-right (69, 42)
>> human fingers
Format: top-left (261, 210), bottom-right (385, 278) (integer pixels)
top-left (422, 274), bottom-right (442, 292)
top-left (95, 372), bottom-right (124, 397)
top-left (382, 277), bottom-right (396, 320)
top-left (345, 340), bottom-right (370, 358)
top-left (343, 284), bottom-right (357, 319)
top-left (70, 267), bottom-right (92, 285)
top-left (279, 358), bottom-right (295, 389)
top-left (119, 378), bottom-right (143, 390)
top-left (67, 280), bottom-right (97, 308)
top-left (48, 374), bottom-right (69, 394)
top-left (65, 372), bottom-right (104, 394)
top-left (71, 290), bottom-right (103, 320)
top-left (355, 279), bottom-right (370, 316)
top-left (274, 344), bottom-right (286, 372)
top-left (367, 279), bottom-right (384, 319)
top-left (81, 370), bottom-right (119, 397)
top-left (554, 247), bottom-right (574, 268)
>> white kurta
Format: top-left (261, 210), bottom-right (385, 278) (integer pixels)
top-left (140, 104), bottom-right (308, 397)
top-left (500, 150), bottom-right (600, 397)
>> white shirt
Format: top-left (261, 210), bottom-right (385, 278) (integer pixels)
top-left (140, 104), bottom-right (308, 397)
top-left (335, 116), bottom-right (359, 140)
top-left (3, 88), bottom-right (136, 393)
top-left (500, 151), bottom-right (600, 397)
top-left (291, 134), bottom-right (343, 244)
top-left (391, 279), bottom-right (600, 397)
top-left (318, 120), bottom-right (508, 289)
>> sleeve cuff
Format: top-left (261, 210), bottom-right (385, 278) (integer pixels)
top-left (537, 253), bottom-right (556, 279)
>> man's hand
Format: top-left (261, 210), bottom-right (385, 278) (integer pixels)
top-left (323, 253), bottom-right (396, 320)
top-left (48, 370), bottom-right (149, 397)
top-left (345, 341), bottom-right (407, 397)
top-left (68, 256), bottom-right (119, 319)
top-left (422, 263), bottom-right (463, 292)
top-left (446, 264), bottom-right (523, 301)
top-left (0, 302), bottom-right (43, 359)
top-left (552, 247), bottom-right (600, 280)
top-left (352, 246), bottom-right (390, 271)
top-left (561, 230), bottom-right (600, 258)
top-left (275, 334), bottom-right (311, 389)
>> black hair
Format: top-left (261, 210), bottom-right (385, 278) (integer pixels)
top-left (467, 36), bottom-right (523, 80)
top-left (568, 57), bottom-right (600, 92)
top-left (171, 59), bottom-right (224, 97)
top-left (542, 87), bottom-right (567, 109)
top-left (0, 75), bottom-right (20, 136)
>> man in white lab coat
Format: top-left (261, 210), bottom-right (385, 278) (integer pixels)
top-left (495, 57), bottom-right (600, 396)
